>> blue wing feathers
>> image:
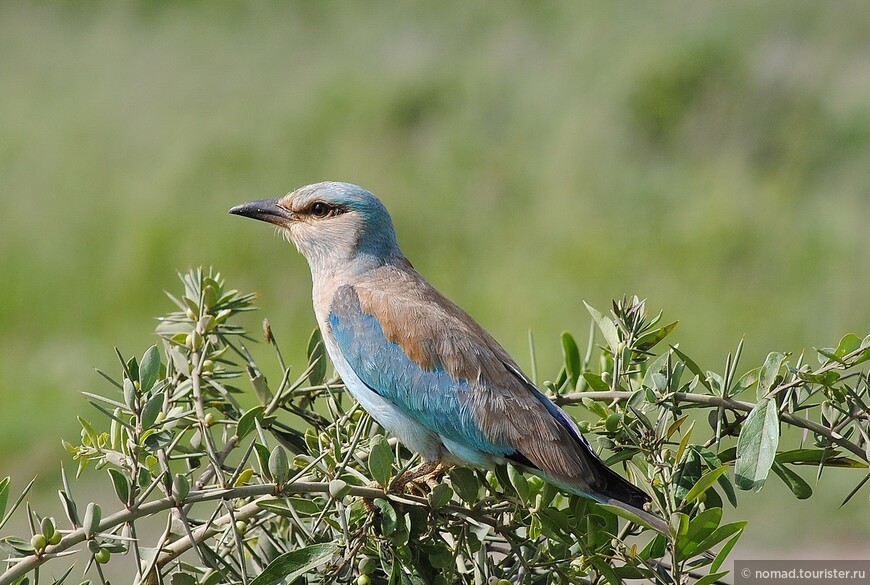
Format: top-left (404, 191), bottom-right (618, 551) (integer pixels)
top-left (328, 286), bottom-right (514, 458)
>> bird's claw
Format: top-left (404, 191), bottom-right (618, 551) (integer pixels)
top-left (391, 461), bottom-right (447, 496)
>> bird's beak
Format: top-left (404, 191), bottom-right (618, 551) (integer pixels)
top-left (229, 198), bottom-right (297, 226)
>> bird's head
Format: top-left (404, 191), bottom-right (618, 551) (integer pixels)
top-left (230, 182), bottom-right (403, 275)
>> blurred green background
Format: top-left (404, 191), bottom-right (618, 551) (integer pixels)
top-left (2, 1), bottom-right (868, 559)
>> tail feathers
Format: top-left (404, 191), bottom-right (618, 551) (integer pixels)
top-left (601, 496), bottom-right (669, 535)
top-left (595, 462), bottom-right (650, 510)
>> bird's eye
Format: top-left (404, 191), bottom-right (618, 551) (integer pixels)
top-left (310, 202), bottom-right (331, 218)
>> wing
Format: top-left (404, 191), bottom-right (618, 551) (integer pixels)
top-left (327, 272), bottom-right (648, 507)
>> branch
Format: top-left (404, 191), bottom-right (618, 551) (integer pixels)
top-left (555, 390), bottom-right (868, 462)
top-left (0, 481), bottom-right (505, 585)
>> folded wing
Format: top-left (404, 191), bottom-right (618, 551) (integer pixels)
top-left (327, 273), bottom-right (648, 509)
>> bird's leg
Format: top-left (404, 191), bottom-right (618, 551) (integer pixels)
top-left (391, 461), bottom-right (447, 495)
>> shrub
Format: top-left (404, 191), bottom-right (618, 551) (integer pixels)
top-left (0, 268), bottom-right (867, 584)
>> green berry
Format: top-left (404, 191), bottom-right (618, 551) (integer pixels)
top-left (204, 412), bottom-right (215, 427)
top-left (356, 575), bottom-right (371, 585)
top-left (48, 531), bottom-right (61, 545)
top-left (94, 547), bottom-right (111, 564)
top-left (30, 534), bottom-right (47, 550)
top-left (358, 556), bottom-right (378, 575)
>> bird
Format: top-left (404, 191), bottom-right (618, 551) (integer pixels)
top-left (230, 181), bottom-right (666, 533)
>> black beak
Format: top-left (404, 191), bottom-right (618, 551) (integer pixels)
top-left (229, 198), bottom-right (296, 226)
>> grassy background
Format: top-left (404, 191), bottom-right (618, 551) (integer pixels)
top-left (1, 1), bottom-right (868, 557)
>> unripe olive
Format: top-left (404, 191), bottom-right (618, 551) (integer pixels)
top-left (204, 412), bottom-right (215, 427)
top-left (358, 556), bottom-right (378, 575)
top-left (48, 531), bottom-right (61, 546)
top-left (31, 534), bottom-right (47, 550)
top-left (235, 520), bottom-right (247, 533)
top-left (94, 547), bottom-right (111, 564)
top-left (356, 576), bottom-right (371, 585)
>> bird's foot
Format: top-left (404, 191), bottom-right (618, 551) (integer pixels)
top-left (391, 461), bottom-right (447, 496)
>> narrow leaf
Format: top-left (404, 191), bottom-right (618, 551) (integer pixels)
top-left (771, 461), bottom-right (812, 499)
top-left (671, 346), bottom-right (713, 392)
top-left (139, 345), bottom-right (161, 392)
top-left (758, 352), bottom-right (786, 398)
top-left (636, 321), bottom-right (679, 351)
top-left (237, 406), bottom-right (265, 440)
top-left (684, 464), bottom-right (730, 503)
top-left (507, 464), bottom-right (529, 503)
top-left (561, 332), bottom-right (581, 387)
top-left (584, 302), bottom-right (620, 350)
top-left (711, 529), bottom-right (743, 572)
top-left (306, 328), bottom-right (327, 386)
top-left (107, 469), bottom-right (130, 505)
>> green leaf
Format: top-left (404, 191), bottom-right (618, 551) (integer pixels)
top-left (684, 464), bottom-right (730, 503)
top-left (582, 372), bottom-right (610, 392)
top-left (0, 478), bottom-right (8, 520)
top-left (561, 332), bottom-right (581, 387)
top-left (669, 512), bottom-right (688, 537)
top-left (639, 533), bottom-right (667, 559)
top-left (671, 346), bottom-right (712, 392)
top-left (306, 328), bottom-right (327, 386)
top-left (107, 469), bottom-right (130, 505)
top-left (83, 502), bottom-right (101, 538)
top-left (249, 542), bottom-right (338, 585)
top-left (757, 352), bottom-right (786, 398)
top-left (58, 490), bottom-right (79, 527)
top-left (711, 529), bottom-right (743, 572)
top-left (775, 448), bottom-right (866, 468)
top-left (173, 473), bottom-right (191, 502)
top-left (253, 443), bottom-right (272, 481)
top-left (641, 350), bottom-right (671, 391)
top-left (237, 406), bottom-right (265, 440)
top-left (771, 461), bottom-right (812, 499)
top-left (735, 398), bottom-right (780, 491)
top-left (257, 497), bottom-right (320, 517)
top-left (428, 483), bottom-right (453, 509)
top-left (835, 333), bottom-right (862, 358)
top-left (673, 444), bottom-right (701, 502)
top-left (139, 345), bottom-right (161, 392)
top-left (507, 464), bottom-right (529, 503)
top-left (729, 367), bottom-right (759, 397)
top-left (170, 573), bottom-right (198, 585)
top-left (694, 520), bottom-right (748, 556)
top-left (694, 571), bottom-right (730, 585)
top-left (448, 467), bottom-right (479, 504)
top-left (635, 321), bottom-right (679, 351)
top-left (367, 435), bottom-right (393, 487)
top-left (676, 507), bottom-right (722, 559)
top-left (584, 302), bottom-right (620, 350)
top-left (140, 392), bottom-right (164, 429)
top-left (123, 378), bottom-right (137, 411)
top-left (268, 446), bottom-right (289, 485)
top-left (373, 498), bottom-right (397, 533)
top-left (589, 557), bottom-right (621, 585)
top-left (796, 369), bottom-right (840, 386)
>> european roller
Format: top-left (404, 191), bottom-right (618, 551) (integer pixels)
top-left (230, 181), bottom-right (664, 532)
